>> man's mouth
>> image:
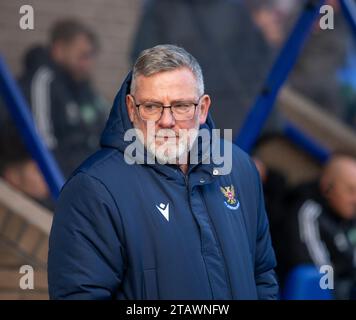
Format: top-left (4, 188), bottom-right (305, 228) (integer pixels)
top-left (155, 135), bottom-right (178, 141)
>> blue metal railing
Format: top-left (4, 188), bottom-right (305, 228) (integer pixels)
top-left (340, 0), bottom-right (356, 43)
top-left (0, 55), bottom-right (64, 199)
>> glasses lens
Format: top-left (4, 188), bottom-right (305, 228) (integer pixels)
top-left (139, 104), bottom-right (162, 121)
top-left (172, 104), bottom-right (195, 120)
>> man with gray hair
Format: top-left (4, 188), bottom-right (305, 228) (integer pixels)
top-left (48, 44), bottom-right (278, 299)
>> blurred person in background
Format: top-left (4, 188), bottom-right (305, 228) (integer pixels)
top-left (283, 154), bottom-right (356, 299)
top-left (0, 124), bottom-right (53, 210)
top-left (288, 0), bottom-right (348, 119)
top-left (131, 0), bottom-right (290, 136)
top-left (18, 19), bottom-right (109, 177)
top-left (245, 0), bottom-right (296, 49)
top-left (252, 134), bottom-right (291, 282)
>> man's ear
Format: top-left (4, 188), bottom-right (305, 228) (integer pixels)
top-left (126, 94), bottom-right (135, 122)
top-left (198, 94), bottom-right (211, 125)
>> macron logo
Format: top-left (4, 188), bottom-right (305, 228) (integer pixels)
top-left (156, 203), bottom-right (169, 221)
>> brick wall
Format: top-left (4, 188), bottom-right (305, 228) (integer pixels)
top-left (0, 178), bottom-right (53, 299)
top-left (0, 0), bottom-right (142, 102)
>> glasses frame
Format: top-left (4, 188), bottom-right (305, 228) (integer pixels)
top-left (130, 94), bottom-right (204, 121)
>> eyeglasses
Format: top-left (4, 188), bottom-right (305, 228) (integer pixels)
top-left (130, 94), bottom-right (203, 121)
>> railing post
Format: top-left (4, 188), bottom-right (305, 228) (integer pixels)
top-left (0, 55), bottom-right (64, 199)
top-left (340, 0), bottom-right (356, 43)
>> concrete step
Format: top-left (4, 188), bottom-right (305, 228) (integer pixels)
top-left (0, 179), bottom-right (52, 299)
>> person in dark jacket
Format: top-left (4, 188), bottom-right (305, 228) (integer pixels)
top-left (130, 0), bottom-right (276, 136)
top-left (252, 155), bottom-right (289, 282)
top-left (0, 123), bottom-right (53, 210)
top-left (48, 44), bottom-right (278, 300)
top-left (18, 19), bottom-right (109, 177)
top-left (284, 154), bottom-right (356, 299)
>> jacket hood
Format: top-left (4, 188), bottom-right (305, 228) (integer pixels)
top-left (100, 72), bottom-right (216, 156)
top-left (23, 45), bottom-right (52, 74)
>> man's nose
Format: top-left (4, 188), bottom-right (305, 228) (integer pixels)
top-left (157, 108), bottom-right (175, 128)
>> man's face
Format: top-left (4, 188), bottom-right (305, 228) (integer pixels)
top-left (326, 167), bottom-right (356, 220)
top-left (252, 8), bottom-right (284, 47)
top-left (126, 67), bottom-right (211, 164)
top-left (52, 34), bottom-right (96, 81)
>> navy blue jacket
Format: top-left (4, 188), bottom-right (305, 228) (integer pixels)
top-left (48, 73), bottom-right (278, 300)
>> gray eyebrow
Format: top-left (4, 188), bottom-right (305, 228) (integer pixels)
top-left (140, 98), bottom-right (198, 104)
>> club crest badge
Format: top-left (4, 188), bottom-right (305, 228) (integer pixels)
top-left (220, 185), bottom-right (240, 210)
